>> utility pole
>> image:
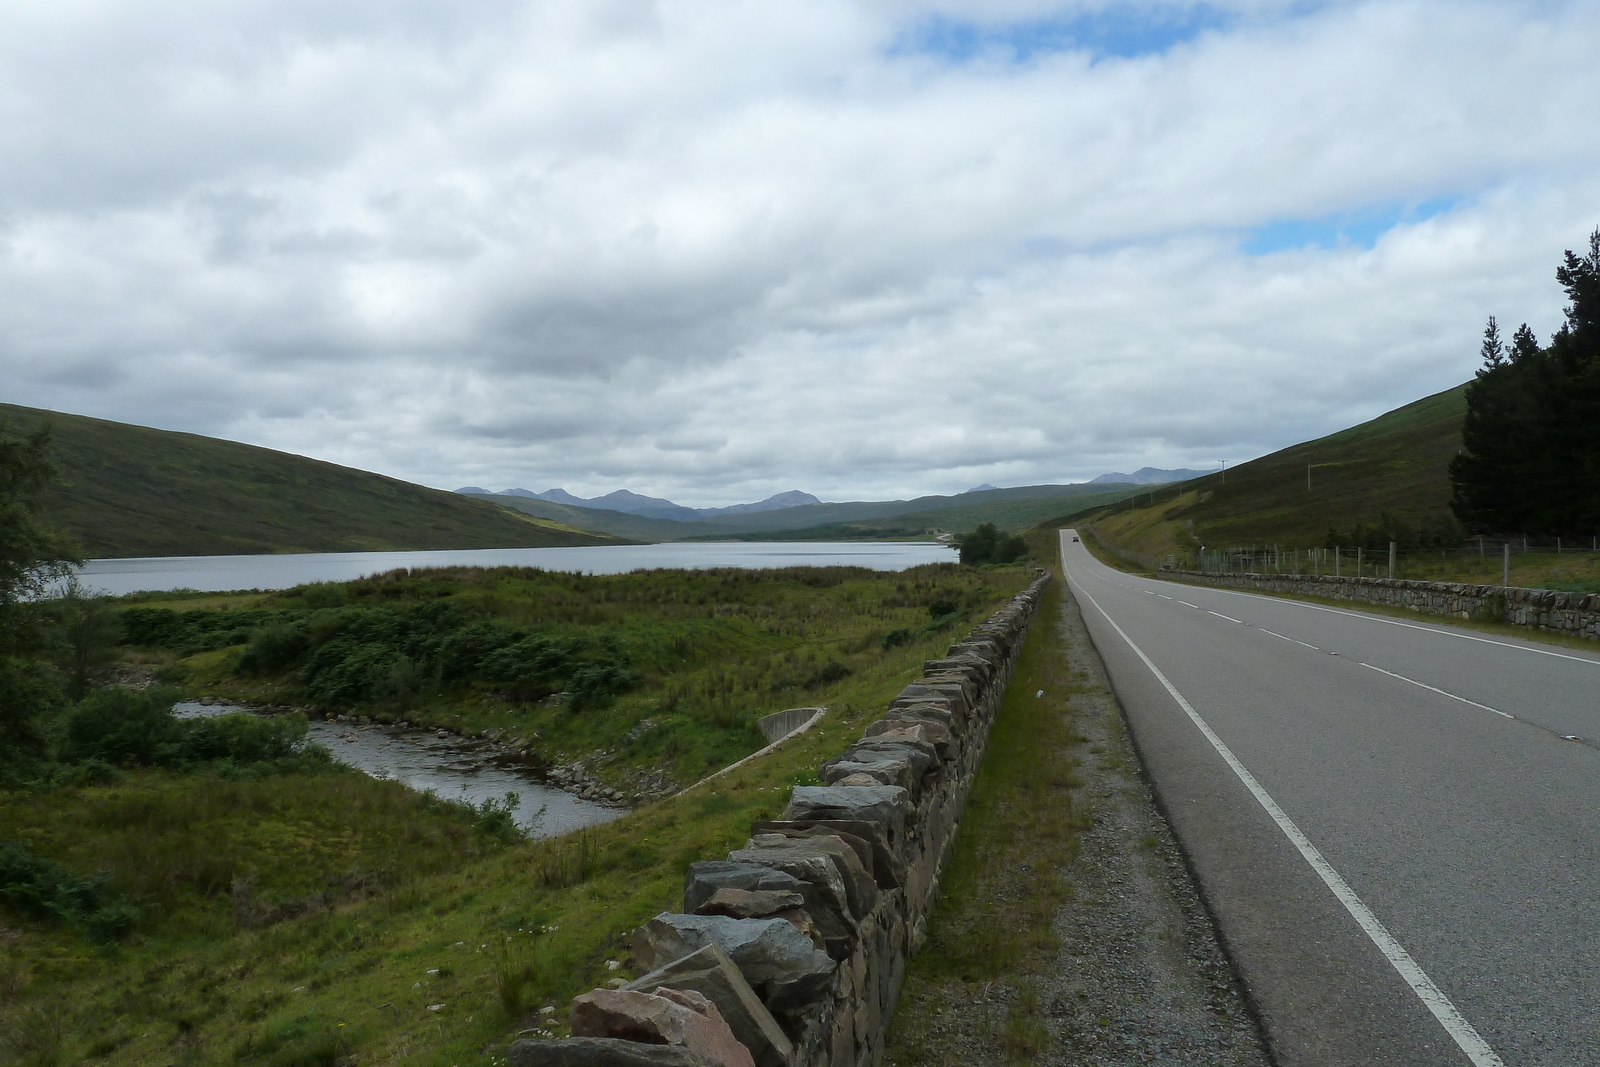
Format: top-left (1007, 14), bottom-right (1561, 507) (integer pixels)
top-left (1220, 460), bottom-right (1226, 486)
top-left (1307, 463), bottom-right (1311, 491)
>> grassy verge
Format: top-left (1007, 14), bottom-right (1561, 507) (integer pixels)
top-left (2, 564), bottom-right (1036, 1067)
top-left (884, 571), bottom-right (1090, 1065)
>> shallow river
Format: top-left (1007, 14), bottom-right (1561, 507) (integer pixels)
top-left (79, 540), bottom-right (954, 595)
top-left (174, 702), bottom-right (620, 838)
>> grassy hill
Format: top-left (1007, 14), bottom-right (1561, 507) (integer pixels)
top-left (700, 486), bottom-right (1142, 541)
top-left (1070, 383), bottom-right (1468, 560)
top-left (1, 404), bottom-right (631, 558)
top-left (465, 494), bottom-right (734, 540)
top-left (473, 482), bottom-right (1141, 542)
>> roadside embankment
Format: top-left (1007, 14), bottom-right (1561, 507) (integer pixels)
top-left (510, 572), bottom-right (1051, 1066)
top-left (1170, 570), bottom-right (1600, 641)
top-left (882, 572), bottom-right (1268, 1066)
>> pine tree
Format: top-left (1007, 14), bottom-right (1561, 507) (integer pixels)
top-left (1450, 230), bottom-right (1600, 535)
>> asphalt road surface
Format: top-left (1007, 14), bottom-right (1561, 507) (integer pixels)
top-left (1059, 529), bottom-right (1600, 1067)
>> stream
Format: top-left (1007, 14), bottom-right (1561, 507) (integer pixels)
top-left (173, 702), bottom-right (622, 838)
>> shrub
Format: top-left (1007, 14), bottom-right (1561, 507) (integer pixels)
top-left (64, 686), bottom-right (186, 766)
top-left (182, 712), bottom-right (308, 763)
top-left (882, 627), bottom-right (913, 650)
top-left (0, 841), bottom-right (138, 941)
top-left (957, 523), bottom-right (1029, 566)
top-left (566, 663), bottom-right (641, 711)
top-left (236, 619), bottom-right (310, 675)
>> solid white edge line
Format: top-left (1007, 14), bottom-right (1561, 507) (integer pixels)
top-left (1359, 663), bottom-right (1517, 720)
top-left (1060, 533), bottom-right (1506, 1067)
top-left (1159, 579), bottom-right (1600, 668)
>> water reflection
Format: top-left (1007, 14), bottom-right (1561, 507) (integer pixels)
top-left (173, 702), bottom-right (620, 838)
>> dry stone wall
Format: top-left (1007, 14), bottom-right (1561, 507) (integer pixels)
top-left (509, 571), bottom-right (1052, 1067)
top-left (1173, 571), bottom-right (1600, 640)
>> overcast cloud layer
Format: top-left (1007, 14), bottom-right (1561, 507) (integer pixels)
top-left (3, 0), bottom-right (1597, 505)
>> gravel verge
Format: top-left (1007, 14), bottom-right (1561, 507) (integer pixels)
top-left (885, 583), bottom-right (1272, 1066)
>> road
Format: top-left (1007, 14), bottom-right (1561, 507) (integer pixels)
top-left (1059, 530), bottom-right (1600, 1067)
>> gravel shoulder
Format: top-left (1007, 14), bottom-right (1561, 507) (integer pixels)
top-left (885, 583), bottom-right (1271, 1066)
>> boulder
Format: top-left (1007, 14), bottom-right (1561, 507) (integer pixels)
top-left (569, 988), bottom-right (754, 1067)
top-left (632, 914), bottom-right (835, 1012)
top-left (507, 1036), bottom-right (716, 1067)
top-left (624, 944), bottom-right (792, 1067)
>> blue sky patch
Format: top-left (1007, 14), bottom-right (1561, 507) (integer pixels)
top-left (890, 5), bottom-right (1233, 64)
top-left (1240, 197), bottom-right (1464, 255)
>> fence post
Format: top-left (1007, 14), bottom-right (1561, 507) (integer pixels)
top-left (1335, 546), bottom-right (1341, 578)
top-left (1357, 546), bottom-right (1363, 577)
top-left (1503, 543), bottom-right (1510, 588)
top-left (1389, 541), bottom-right (1396, 580)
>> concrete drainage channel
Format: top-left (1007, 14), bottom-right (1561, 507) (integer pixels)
top-left (509, 571), bottom-right (1052, 1067)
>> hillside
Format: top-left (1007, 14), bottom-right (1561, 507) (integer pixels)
top-left (1076, 383), bottom-right (1467, 560)
top-left (0, 404), bottom-right (630, 558)
top-left (702, 486), bottom-right (1142, 541)
top-left (472, 482), bottom-right (1142, 541)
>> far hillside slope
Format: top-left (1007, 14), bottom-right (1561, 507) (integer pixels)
top-left (474, 483), bottom-right (1140, 541)
top-left (1076, 383), bottom-right (1467, 560)
top-left (1, 403), bottom-right (630, 558)
top-left (703, 486), bottom-right (1142, 541)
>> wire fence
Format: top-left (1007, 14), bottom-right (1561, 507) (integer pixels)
top-left (1194, 538), bottom-right (1600, 586)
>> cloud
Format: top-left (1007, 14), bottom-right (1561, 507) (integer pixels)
top-left (2, 0), bottom-right (1597, 505)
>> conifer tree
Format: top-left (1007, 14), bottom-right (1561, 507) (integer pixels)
top-left (1450, 230), bottom-right (1600, 536)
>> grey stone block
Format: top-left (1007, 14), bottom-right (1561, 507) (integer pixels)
top-left (624, 943), bottom-right (792, 1067)
top-left (633, 913), bottom-right (835, 1012)
top-left (684, 861), bottom-right (807, 916)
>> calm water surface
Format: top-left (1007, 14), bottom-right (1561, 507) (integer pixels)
top-left (174, 702), bottom-right (619, 837)
top-left (78, 541), bottom-right (955, 595)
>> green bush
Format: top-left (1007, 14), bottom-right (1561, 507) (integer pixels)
top-left (0, 840), bottom-right (138, 941)
top-left (236, 620), bottom-right (310, 674)
top-left (882, 627), bottom-right (913, 649)
top-left (182, 712), bottom-right (309, 763)
top-left (957, 523), bottom-right (1028, 566)
top-left (64, 686), bottom-right (187, 766)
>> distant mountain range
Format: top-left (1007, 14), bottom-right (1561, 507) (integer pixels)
top-left (1088, 467), bottom-right (1213, 485)
top-left (452, 487), bottom-right (822, 522)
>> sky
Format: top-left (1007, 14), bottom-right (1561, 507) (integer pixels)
top-left (3, 0), bottom-right (1598, 507)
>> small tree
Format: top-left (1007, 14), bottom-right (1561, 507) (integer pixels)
top-left (957, 523), bottom-right (1028, 566)
top-left (0, 421), bottom-right (82, 780)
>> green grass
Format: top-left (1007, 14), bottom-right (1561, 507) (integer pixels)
top-left (141, 563), bottom-right (1025, 789)
top-left (1072, 384), bottom-right (1468, 564)
top-left (0, 403), bottom-right (632, 558)
top-left (885, 560), bottom-right (1088, 1066)
top-left (1, 563), bottom-right (1037, 1067)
